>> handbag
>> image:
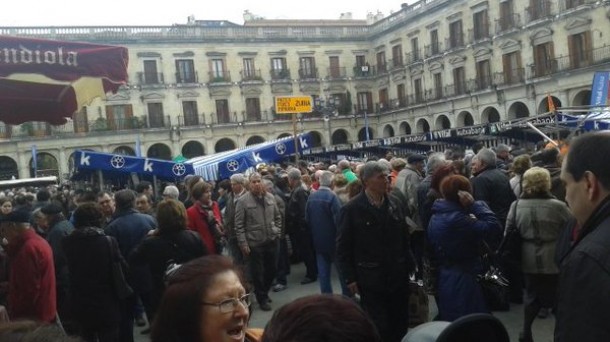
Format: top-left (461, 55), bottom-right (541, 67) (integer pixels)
top-left (408, 276), bottom-right (429, 327)
top-left (478, 243), bottom-right (510, 311)
top-left (105, 236), bottom-right (134, 300)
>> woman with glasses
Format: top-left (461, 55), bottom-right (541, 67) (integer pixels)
top-left (151, 255), bottom-right (261, 342)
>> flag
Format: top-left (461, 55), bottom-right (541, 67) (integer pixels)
top-left (31, 144), bottom-right (38, 177)
top-left (135, 135), bottom-right (142, 157)
top-left (547, 94), bottom-right (556, 112)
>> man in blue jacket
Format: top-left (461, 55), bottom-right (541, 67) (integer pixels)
top-left (305, 171), bottom-right (349, 296)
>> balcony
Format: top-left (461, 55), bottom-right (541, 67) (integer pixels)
top-left (298, 68), bottom-right (319, 80)
top-left (240, 69), bottom-right (263, 83)
top-left (177, 114), bottom-right (205, 127)
top-left (327, 67), bottom-right (347, 80)
top-left (175, 72), bottom-right (198, 84)
top-left (425, 42), bottom-right (443, 58)
top-left (354, 104), bottom-right (374, 115)
top-left (376, 63), bottom-right (388, 74)
top-left (472, 76), bottom-right (493, 92)
top-left (405, 51), bottom-right (423, 65)
top-left (408, 93), bottom-right (426, 105)
top-left (445, 82), bottom-right (469, 97)
top-left (388, 58), bottom-right (404, 70)
top-left (446, 35), bottom-right (465, 51)
top-left (468, 24), bottom-right (492, 44)
top-left (525, 1), bottom-right (553, 24)
top-left (353, 65), bottom-right (376, 78)
top-left (208, 71), bottom-right (231, 84)
top-left (270, 69), bottom-right (291, 82)
top-left (529, 60), bottom-right (559, 78)
top-left (137, 72), bottom-right (164, 86)
top-left (549, 45), bottom-right (610, 74)
top-left (495, 14), bottom-right (521, 34)
top-left (559, 0), bottom-right (586, 12)
top-left (494, 68), bottom-right (525, 86)
top-left (426, 87), bottom-right (444, 101)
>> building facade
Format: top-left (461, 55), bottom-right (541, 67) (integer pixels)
top-left (0, 0), bottom-right (608, 179)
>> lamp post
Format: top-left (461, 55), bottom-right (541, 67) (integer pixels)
top-left (314, 94), bottom-right (338, 146)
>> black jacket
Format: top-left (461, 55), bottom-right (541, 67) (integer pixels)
top-left (286, 184), bottom-right (309, 234)
top-left (555, 197), bottom-right (610, 342)
top-left (62, 227), bottom-right (120, 327)
top-left (336, 192), bottom-right (414, 294)
top-left (471, 166), bottom-right (515, 226)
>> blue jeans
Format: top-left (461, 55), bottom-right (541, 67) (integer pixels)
top-left (316, 252), bottom-right (350, 296)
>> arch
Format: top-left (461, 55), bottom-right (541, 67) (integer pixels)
top-left (147, 143), bottom-right (172, 161)
top-left (435, 115), bottom-right (451, 130)
top-left (308, 131), bottom-right (323, 147)
top-left (215, 138), bottom-right (236, 153)
top-left (246, 135), bottom-right (265, 146)
top-left (277, 133), bottom-right (292, 139)
top-left (481, 106), bottom-right (501, 123)
top-left (416, 118), bottom-right (431, 133)
top-left (507, 101), bottom-right (530, 119)
top-left (112, 146), bottom-right (136, 156)
top-left (383, 124), bottom-right (395, 138)
top-left (331, 129), bottom-right (349, 145)
top-left (399, 121), bottom-right (412, 135)
top-left (538, 96), bottom-right (562, 113)
top-left (29, 152), bottom-right (59, 177)
top-left (457, 111), bottom-right (475, 127)
top-left (182, 141), bottom-right (205, 159)
top-left (572, 89), bottom-right (591, 106)
top-left (0, 156), bottom-right (18, 180)
top-left (358, 127), bottom-right (374, 141)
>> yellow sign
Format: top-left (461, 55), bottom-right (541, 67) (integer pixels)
top-left (275, 96), bottom-right (313, 114)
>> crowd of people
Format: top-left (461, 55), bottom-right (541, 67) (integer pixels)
top-left (0, 131), bottom-right (608, 342)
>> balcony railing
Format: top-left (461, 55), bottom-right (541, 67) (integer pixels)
top-left (388, 58), bottom-right (404, 69)
top-left (298, 68), bottom-right (319, 80)
top-left (425, 42), bottom-right (443, 58)
top-left (525, 0), bottom-right (553, 23)
top-left (426, 87), bottom-right (444, 101)
top-left (208, 71), bottom-right (231, 84)
top-left (354, 104), bottom-right (374, 114)
top-left (327, 67), bottom-right (347, 79)
top-left (353, 65), bottom-right (376, 78)
top-left (137, 72), bottom-right (164, 85)
top-left (547, 45), bottom-right (610, 74)
top-left (405, 51), bottom-right (423, 65)
top-left (559, 0), bottom-right (586, 12)
top-left (468, 24), bottom-right (491, 44)
top-left (270, 68), bottom-right (291, 81)
top-left (495, 14), bottom-right (521, 33)
top-left (445, 82), bottom-right (469, 96)
top-left (472, 76), bottom-right (493, 91)
top-left (376, 63), bottom-right (388, 74)
top-left (175, 72), bottom-right (198, 84)
top-left (446, 35), bottom-right (465, 50)
top-left (240, 69), bottom-right (263, 82)
top-left (529, 59), bottom-right (559, 78)
top-left (494, 68), bottom-right (525, 86)
top-left (408, 93), bottom-right (426, 105)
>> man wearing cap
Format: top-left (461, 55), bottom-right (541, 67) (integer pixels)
top-left (40, 202), bottom-right (75, 332)
top-left (0, 211), bottom-right (56, 323)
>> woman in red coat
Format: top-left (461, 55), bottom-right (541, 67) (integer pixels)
top-left (186, 181), bottom-right (224, 254)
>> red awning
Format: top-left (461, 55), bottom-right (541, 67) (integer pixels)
top-left (0, 35), bottom-right (128, 125)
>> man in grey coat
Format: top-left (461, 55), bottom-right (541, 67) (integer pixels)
top-left (555, 132), bottom-right (610, 342)
top-left (235, 172), bottom-right (282, 311)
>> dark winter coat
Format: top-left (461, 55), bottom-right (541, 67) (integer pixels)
top-left (62, 227), bottom-right (120, 327)
top-left (471, 166), bottom-right (516, 230)
top-left (305, 187), bottom-right (342, 255)
top-left (427, 199), bottom-right (501, 321)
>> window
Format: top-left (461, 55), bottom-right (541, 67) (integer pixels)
top-left (433, 73), bottom-right (443, 99)
top-left (569, 31), bottom-right (592, 69)
top-left (143, 60), bottom-right (159, 84)
top-left (356, 55), bottom-right (366, 67)
top-left (392, 44), bottom-right (403, 67)
top-left (533, 42), bottom-right (555, 77)
top-left (397, 84), bottom-right (406, 106)
top-left (299, 57), bottom-right (316, 79)
top-left (473, 10), bottom-right (489, 40)
top-left (414, 79), bottom-right (423, 103)
top-left (106, 104), bottom-right (133, 130)
top-left (182, 101), bottom-right (199, 126)
top-left (449, 20), bottom-right (464, 48)
top-left (245, 98), bottom-right (261, 121)
top-left (430, 30), bottom-right (440, 55)
top-left (176, 59), bottom-right (196, 83)
top-left (453, 67), bottom-right (466, 94)
top-left (528, 0), bottom-right (551, 21)
top-left (216, 100), bottom-right (230, 124)
top-left (270, 57), bottom-right (288, 79)
top-left (411, 38), bottom-right (420, 61)
top-left (147, 103), bottom-right (165, 128)
top-left (376, 51), bottom-right (386, 73)
top-left (355, 55), bottom-right (369, 77)
top-left (329, 56), bottom-right (341, 78)
top-left (378, 88), bottom-right (389, 110)
top-left (242, 58), bottom-right (255, 79)
top-left (502, 51), bottom-right (523, 84)
top-left (356, 92), bottom-right (373, 113)
top-left (211, 59), bottom-right (225, 80)
top-left (566, 0), bottom-right (585, 9)
top-left (499, 1), bottom-right (515, 31)
top-left (476, 60), bottom-right (492, 89)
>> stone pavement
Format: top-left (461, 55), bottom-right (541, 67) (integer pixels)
top-left (135, 262), bottom-right (554, 341)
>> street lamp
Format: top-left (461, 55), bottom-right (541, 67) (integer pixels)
top-left (314, 94), bottom-right (339, 146)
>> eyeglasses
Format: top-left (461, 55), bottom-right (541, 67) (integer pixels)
top-left (201, 293), bottom-right (251, 313)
